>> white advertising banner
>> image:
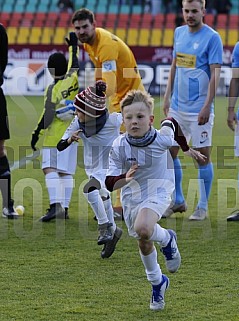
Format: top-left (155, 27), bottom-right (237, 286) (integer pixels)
top-left (2, 59), bottom-right (52, 96)
top-left (2, 59), bottom-right (232, 96)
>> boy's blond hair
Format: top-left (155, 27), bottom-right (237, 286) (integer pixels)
top-left (182, 0), bottom-right (206, 9)
top-left (120, 90), bottom-right (154, 114)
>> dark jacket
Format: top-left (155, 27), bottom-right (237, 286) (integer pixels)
top-left (0, 24), bottom-right (8, 87)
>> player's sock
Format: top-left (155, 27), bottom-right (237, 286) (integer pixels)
top-left (45, 172), bottom-right (62, 205)
top-left (139, 247), bottom-right (162, 285)
top-left (60, 174), bottom-right (74, 209)
top-left (0, 155), bottom-right (11, 208)
top-left (149, 224), bottom-right (170, 246)
top-left (84, 190), bottom-right (109, 225)
top-left (174, 157), bottom-right (185, 204)
top-left (103, 197), bottom-right (116, 231)
top-left (197, 162), bottom-right (214, 210)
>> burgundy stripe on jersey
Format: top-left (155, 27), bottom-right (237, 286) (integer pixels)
top-left (161, 117), bottom-right (189, 152)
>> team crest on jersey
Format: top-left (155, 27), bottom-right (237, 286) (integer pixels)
top-left (193, 42), bottom-right (199, 50)
top-left (200, 131), bottom-right (208, 144)
top-left (102, 60), bottom-right (117, 72)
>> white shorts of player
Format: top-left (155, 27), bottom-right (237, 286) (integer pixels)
top-left (123, 194), bottom-right (172, 238)
top-left (42, 143), bottom-right (78, 175)
top-left (168, 109), bottom-right (214, 148)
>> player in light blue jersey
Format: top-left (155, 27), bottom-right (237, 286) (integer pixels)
top-left (163, 0), bottom-right (223, 220)
top-left (226, 42), bottom-right (239, 221)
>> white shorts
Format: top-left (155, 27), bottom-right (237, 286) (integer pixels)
top-left (122, 194), bottom-right (171, 238)
top-left (42, 144), bottom-right (78, 175)
top-left (168, 109), bottom-right (214, 148)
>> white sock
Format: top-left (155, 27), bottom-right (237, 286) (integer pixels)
top-left (149, 224), bottom-right (170, 247)
top-left (139, 247), bottom-right (162, 285)
top-left (60, 174), bottom-right (74, 209)
top-left (45, 172), bottom-right (62, 205)
top-left (103, 197), bottom-right (116, 231)
top-left (84, 190), bottom-right (109, 225)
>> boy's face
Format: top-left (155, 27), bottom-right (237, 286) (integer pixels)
top-left (75, 109), bottom-right (92, 123)
top-left (122, 102), bottom-right (154, 138)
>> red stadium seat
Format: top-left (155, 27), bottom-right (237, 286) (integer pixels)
top-left (165, 13), bottom-right (176, 28)
top-left (33, 12), bottom-right (47, 27)
top-left (95, 13), bottom-right (106, 28)
top-left (105, 13), bottom-right (117, 28)
top-left (57, 12), bottom-right (71, 27)
top-left (116, 13), bottom-right (130, 28)
top-left (153, 13), bottom-right (165, 29)
top-left (204, 14), bottom-right (214, 27)
top-left (21, 12), bottom-right (34, 27)
top-left (45, 12), bottom-right (58, 27)
top-left (129, 14), bottom-right (141, 28)
top-left (10, 12), bottom-right (23, 27)
top-left (0, 12), bottom-right (11, 28)
top-left (229, 15), bottom-right (239, 29)
top-left (216, 14), bottom-right (228, 28)
top-left (141, 13), bottom-right (153, 28)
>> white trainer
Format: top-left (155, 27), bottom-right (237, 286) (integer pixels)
top-left (188, 208), bottom-right (208, 221)
top-left (160, 229), bottom-right (181, 273)
top-left (150, 274), bottom-right (170, 311)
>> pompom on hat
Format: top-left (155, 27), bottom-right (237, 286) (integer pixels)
top-left (73, 81), bottom-right (107, 118)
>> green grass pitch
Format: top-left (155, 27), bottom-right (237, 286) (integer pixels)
top-left (0, 95), bottom-right (239, 321)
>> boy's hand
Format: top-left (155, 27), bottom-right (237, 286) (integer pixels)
top-left (126, 163), bottom-right (139, 182)
top-left (31, 131), bottom-right (39, 151)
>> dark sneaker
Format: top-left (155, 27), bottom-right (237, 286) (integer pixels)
top-left (57, 207), bottom-right (69, 219)
top-left (97, 222), bottom-right (114, 245)
top-left (160, 229), bottom-right (181, 273)
top-left (64, 208), bottom-right (69, 219)
top-left (150, 274), bottom-right (169, 310)
top-left (39, 203), bottom-right (65, 222)
top-left (227, 210), bottom-right (239, 221)
top-left (101, 227), bottom-right (123, 258)
top-left (162, 202), bottom-right (187, 218)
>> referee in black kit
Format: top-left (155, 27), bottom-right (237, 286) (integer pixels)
top-left (0, 24), bottom-right (18, 218)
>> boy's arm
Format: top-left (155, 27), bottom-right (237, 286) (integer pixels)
top-left (65, 32), bottom-right (79, 74)
top-left (31, 84), bottom-right (56, 151)
top-left (105, 174), bottom-right (127, 192)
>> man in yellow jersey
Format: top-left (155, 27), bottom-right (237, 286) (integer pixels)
top-left (30, 32), bottom-right (79, 222)
top-left (71, 8), bottom-right (145, 214)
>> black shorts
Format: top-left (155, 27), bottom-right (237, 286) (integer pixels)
top-left (0, 88), bottom-right (10, 140)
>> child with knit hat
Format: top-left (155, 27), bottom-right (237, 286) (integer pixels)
top-left (57, 81), bottom-right (123, 259)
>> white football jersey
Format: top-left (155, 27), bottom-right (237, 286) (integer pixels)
top-left (62, 113), bottom-right (122, 183)
top-left (107, 129), bottom-right (175, 206)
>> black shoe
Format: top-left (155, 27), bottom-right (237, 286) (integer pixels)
top-left (65, 208), bottom-right (69, 219)
top-left (227, 211), bottom-right (239, 221)
top-left (101, 227), bottom-right (123, 259)
top-left (97, 222), bottom-right (114, 245)
top-left (39, 203), bottom-right (65, 222)
top-left (57, 207), bottom-right (70, 219)
top-left (2, 199), bottom-right (19, 219)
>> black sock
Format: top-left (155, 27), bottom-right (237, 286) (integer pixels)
top-left (0, 155), bottom-right (11, 208)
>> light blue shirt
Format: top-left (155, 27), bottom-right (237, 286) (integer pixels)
top-left (231, 42), bottom-right (239, 119)
top-left (232, 42), bottom-right (239, 68)
top-left (171, 24), bottom-right (223, 114)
